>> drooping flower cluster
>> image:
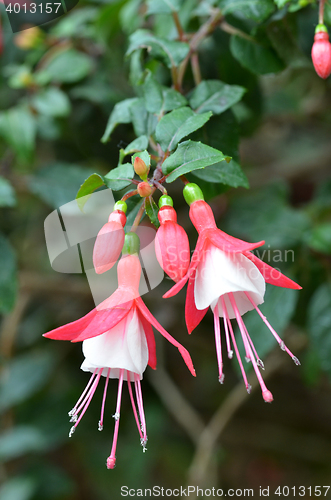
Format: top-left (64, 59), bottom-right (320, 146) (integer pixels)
top-left (44, 175), bottom-right (301, 469)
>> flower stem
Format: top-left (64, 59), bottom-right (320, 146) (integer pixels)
top-left (122, 189), bottom-right (138, 202)
top-left (319, 0), bottom-right (326, 25)
top-left (173, 11), bottom-right (185, 41)
top-left (191, 52), bottom-right (202, 86)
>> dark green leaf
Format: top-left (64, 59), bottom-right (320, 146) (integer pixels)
top-left (162, 140), bottom-right (230, 182)
top-left (162, 87), bottom-right (188, 111)
top-left (132, 150), bottom-right (151, 168)
top-left (0, 177), bottom-right (16, 207)
top-left (125, 195), bottom-right (144, 230)
top-left (0, 107), bottom-right (36, 161)
top-left (145, 197), bottom-right (160, 227)
top-left (31, 87), bottom-right (71, 117)
top-left (156, 107), bottom-right (212, 151)
top-left (0, 427), bottom-right (48, 461)
top-left (129, 98), bottom-right (149, 137)
top-left (305, 223), bottom-right (331, 255)
top-left (0, 476), bottom-right (37, 500)
top-left (76, 173), bottom-right (105, 211)
top-left (192, 159), bottom-right (248, 188)
top-left (189, 80), bottom-right (246, 115)
top-left (219, 0), bottom-right (275, 22)
top-left (0, 351), bottom-right (56, 413)
top-left (29, 163), bottom-right (95, 208)
top-left (104, 163), bottom-right (135, 191)
top-left (124, 135), bottom-right (149, 155)
top-left (266, 21), bottom-right (309, 69)
top-left (127, 29), bottom-right (190, 68)
top-left (146, 0), bottom-right (181, 14)
top-left (0, 234), bottom-right (17, 314)
top-left (38, 49), bottom-right (93, 84)
top-left (230, 35), bottom-right (285, 75)
top-left (101, 98), bottom-right (138, 143)
top-left (308, 284), bottom-right (331, 377)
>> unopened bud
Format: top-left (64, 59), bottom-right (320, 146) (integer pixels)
top-left (311, 26), bottom-right (331, 79)
top-left (134, 157), bottom-right (149, 180)
top-left (137, 181), bottom-right (152, 198)
top-left (15, 26), bottom-right (43, 50)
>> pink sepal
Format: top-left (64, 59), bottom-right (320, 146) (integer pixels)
top-left (206, 228), bottom-right (265, 254)
top-left (93, 221), bottom-right (125, 274)
top-left (185, 271), bottom-right (208, 334)
top-left (135, 297), bottom-right (196, 377)
top-left (243, 252), bottom-right (302, 290)
top-left (43, 309), bottom-right (97, 341)
top-left (138, 310), bottom-right (157, 370)
top-left (155, 222), bottom-right (190, 282)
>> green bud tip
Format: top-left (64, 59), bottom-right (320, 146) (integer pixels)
top-left (122, 232), bottom-right (140, 255)
top-left (316, 24), bottom-right (328, 34)
top-left (183, 183), bottom-right (204, 206)
top-left (158, 195), bottom-right (173, 208)
top-left (114, 200), bottom-right (127, 213)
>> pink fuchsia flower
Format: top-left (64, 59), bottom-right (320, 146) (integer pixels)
top-left (44, 232), bottom-right (195, 469)
top-left (311, 25), bottom-right (331, 79)
top-left (93, 201), bottom-right (127, 274)
top-left (155, 195), bottom-right (190, 283)
top-left (164, 184), bottom-right (302, 403)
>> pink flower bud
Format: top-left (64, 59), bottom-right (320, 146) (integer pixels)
top-left (134, 157), bottom-right (149, 179)
top-left (137, 182), bottom-right (152, 198)
top-left (155, 206), bottom-right (190, 282)
top-left (93, 210), bottom-right (126, 274)
top-left (311, 31), bottom-right (331, 79)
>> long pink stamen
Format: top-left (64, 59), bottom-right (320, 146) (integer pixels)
top-left (241, 321), bottom-right (264, 369)
top-left (127, 371), bottom-right (143, 440)
top-left (99, 368), bottom-right (111, 431)
top-left (70, 370), bottom-right (102, 435)
top-left (244, 292), bottom-right (300, 365)
top-left (107, 369), bottom-right (124, 469)
top-left (220, 296), bottom-right (233, 358)
top-left (229, 293), bottom-right (273, 402)
top-left (223, 299), bottom-right (250, 393)
top-left (72, 372), bottom-right (101, 419)
top-left (213, 304), bottom-right (224, 383)
top-left (135, 374), bottom-right (147, 450)
top-left (68, 368), bottom-right (98, 417)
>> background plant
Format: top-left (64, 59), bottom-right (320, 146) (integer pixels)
top-left (1, 0), bottom-right (331, 498)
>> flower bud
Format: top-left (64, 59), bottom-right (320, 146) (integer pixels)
top-left (155, 201), bottom-right (190, 283)
top-left (137, 181), bottom-right (152, 198)
top-left (311, 26), bottom-right (331, 79)
top-left (134, 157), bottom-right (149, 180)
top-left (93, 204), bottom-right (127, 274)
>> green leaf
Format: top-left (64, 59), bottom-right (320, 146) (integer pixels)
top-left (0, 426), bottom-right (48, 461)
top-left (31, 87), bottom-right (71, 117)
top-left (129, 98), bottom-right (149, 137)
top-left (124, 135), bottom-right (149, 155)
top-left (162, 87), bottom-right (188, 111)
top-left (308, 284), bottom-right (331, 377)
top-left (162, 140), bottom-right (230, 182)
top-left (145, 197), bottom-right (160, 228)
top-left (192, 159), bottom-right (248, 188)
top-left (127, 29), bottom-right (190, 68)
top-left (0, 177), bottom-right (16, 207)
top-left (143, 72), bottom-right (164, 114)
top-left (101, 98), bottom-right (138, 143)
top-left (156, 107), bottom-right (212, 151)
top-left (230, 35), bottom-right (285, 75)
top-left (305, 223), bottom-right (331, 255)
top-left (29, 163), bottom-right (95, 209)
top-left (189, 80), bottom-right (246, 115)
top-left (237, 285), bottom-right (298, 361)
top-left (0, 107), bottom-right (36, 161)
top-left (0, 351), bottom-right (56, 413)
top-left (38, 49), bottom-right (93, 84)
top-left (0, 234), bottom-right (17, 314)
top-left (76, 173), bottom-right (105, 211)
top-left (0, 476), bottom-right (37, 500)
top-left (218, 0), bottom-right (275, 22)
top-left (104, 163), bottom-right (135, 191)
top-left (146, 0), bottom-right (181, 14)
top-left (132, 150), bottom-right (151, 168)
top-left (266, 21), bottom-right (309, 69)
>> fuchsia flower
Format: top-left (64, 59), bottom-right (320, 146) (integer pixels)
top-left (155, 195), bottom-right (190, 283)
top-left (93, 201), bottom-right (127, 274)
top-left (44, 232), bottom-right (195, 469)
top-left (164, 184), bottom-right (301, 402)
top-left (311, 25), bottom-right (331, 79)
